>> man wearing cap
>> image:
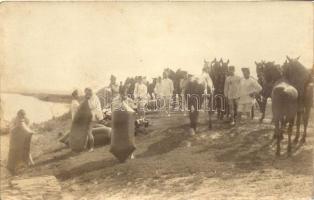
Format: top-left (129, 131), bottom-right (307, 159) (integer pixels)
top-left (238, 68), bottom-right (262, 120)
top-left (224, 66), bottom-right (241, 125)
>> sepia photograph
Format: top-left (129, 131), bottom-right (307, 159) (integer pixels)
top-left (0, 1), bottom-right (313, 199)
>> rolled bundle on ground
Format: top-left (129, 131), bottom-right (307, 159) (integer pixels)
top-left (92, 126), bottom-right (111, 146)
top-left (110, 108), bottom-right (136, 162)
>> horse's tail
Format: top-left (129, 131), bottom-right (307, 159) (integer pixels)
top-left (305, 82), bottom-right (314, 108)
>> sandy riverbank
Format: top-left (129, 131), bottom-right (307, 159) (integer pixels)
top-left (1, 108), bottom-right (313, 199)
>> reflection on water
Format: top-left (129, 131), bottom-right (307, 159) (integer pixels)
top-left (1, 93), bottom-right (70, 123)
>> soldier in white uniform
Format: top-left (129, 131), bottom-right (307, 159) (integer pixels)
top-left (238, 68), bottom-right (262, 120)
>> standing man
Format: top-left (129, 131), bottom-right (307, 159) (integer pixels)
top-left (119, 81), bottom-right (124, 96)
top-left (134, 76), bottom-right (148, 119)
top-left (154, 77), bottom-right (163, 110)
top-left (134, 76), bottom-right (148, 100)
top-left (154, 77), bottom-right (163, 98)
top-left (109, 75), bottom-right (119, 100)
top-left (238, 68), bottom-right (262, 120)
top-left (59, 89), bottom-right (80, 145)
top-left (161, 71), bottom-right (174, 113)
top-left (85, 88), bottom-right (104, 152)
top-left (70, 89), bottom-right (80, 120)
top-left (224, 66), bottom-right (241, 125)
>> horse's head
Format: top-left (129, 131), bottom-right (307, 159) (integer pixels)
top-left (255, 60), bottom-right (281, 83)
top-left (263, 61), bottom-right (282, 83)
top-left (282, 56), bottom-right (305, 80)
top-left (283, 56), bottom-right (310, 94)
top-left (210, 58), bottom-right (220, 69)
top-left (219, 59), bottom-right (229, 67)
top-left (255, 60), bottom-right (266, 79)
top-left (220, 59), bottom-right (229, 75)
top-left (176, 69), bottom-right (188, 80)
top-left (167, 68), bottom-right (176, 81)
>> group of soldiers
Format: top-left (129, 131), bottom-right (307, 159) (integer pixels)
top-left (98, 60), bottom-right (263, 127)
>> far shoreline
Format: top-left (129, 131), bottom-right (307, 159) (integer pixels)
top-left (1, 91), bottom-right (72, 104)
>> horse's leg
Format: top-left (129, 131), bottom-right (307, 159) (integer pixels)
top-left (287, 117), bottom-right (294, 156)
top-left (221, 97), bottom-right (227, 120)
top-left (217, 107), bottom-right (221, 120)
top-left (188, 97), bottom-right (199, 135)
top-left (279, 117), bottom-right (285, 140)
top-left (207, 110), bottom-right (212, 130)
top-left (259, 97), bottom-right (267, 123)
top-left (301, 107), bottom-right (310, 143)
top-left (256, 95), bottom-right (263, 112)
top-left (206, 96), bottom-right (212, 129)
top-left (234, 99), bottom-right (239, 123)
top-left (226, 96), bottom-right (229, 120)
top-left (189, 110), bottom-right (199, 131)
top-left (217, 98), bottom-right (223, 120)
top-left (293, 111), bottom-right (301, 143)
top-left (251, 105), bottom-right (255, 120)
top-left (275, 119), bottom-right (281, 156)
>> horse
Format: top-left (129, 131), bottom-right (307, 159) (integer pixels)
top-left (282, 56), bottom-right (313, 143)
top-left (163, 68), bottom-right (188, 110)
top-left (258, 63), bottom-right (297, 156)
top-left (147, 78), bottom-right (157, 99)
top-left (174, 69), bottom-right (188, 95)
top-left (269, 56), bottom-right (312, 156)
top-left (185, 76), bottom-right (212, 135)
top-left (272, 80), bottom-right (298, 156)
top-left (208, 58), bottom-right (229, 120)
top-left (255, 61), bottom-right (282, 122)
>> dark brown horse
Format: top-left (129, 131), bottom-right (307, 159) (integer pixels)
top-left (208, 58), bottom-right (229, 120)
top-left (255, 61), bottom-right (282, 122)
top-left (184, 61), bottom-right (213, 134)
top-left (185, 76), bottom-right (212, 135)
top-left (282, 56), bottom-right (313, 144)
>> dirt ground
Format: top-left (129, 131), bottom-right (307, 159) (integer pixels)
top-left (1, 107), bottom-right (313, 200)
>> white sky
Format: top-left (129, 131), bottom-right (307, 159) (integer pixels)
top-left (0, 2), bottom-right (313, 93)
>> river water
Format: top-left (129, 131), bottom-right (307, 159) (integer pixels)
top-left (1, 93), bottom-right (70, 123)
